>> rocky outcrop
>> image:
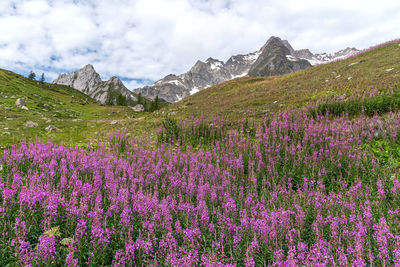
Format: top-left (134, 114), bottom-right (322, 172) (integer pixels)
top-left (45, 125), bottom-right (59, 132)
top-left (25, 121), bottom-right (38, 128)
top-left (53, 64), bottom-right (137, 105)
top-left (135, 36), bottom-right (358, 103)
top-left (16, 98), bottom-right (29, 110)
top-left (15, 98), bottom-right (26, 107)
top-left (132, 104), bottom-right (145, 112)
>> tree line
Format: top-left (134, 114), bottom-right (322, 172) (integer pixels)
top-left (28, 71), bottom-right (45, 83)
top-left (115, 92), bottom-right (162, 112)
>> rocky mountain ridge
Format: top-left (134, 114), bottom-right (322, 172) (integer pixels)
top-left (53, 64), bottom-right (137, 105)
top-left (297, 47), bottom-right (359, 65)
top-left (136, 51), bottom-right (261, 103)
top-left (134, 36), bottom-right (359, 102)
top-left (53, 37), bottom-right (359, 104)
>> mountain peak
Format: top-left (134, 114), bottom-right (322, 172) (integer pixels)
top-left (106, 76), bottom-right (125, 87)
top-left (82, 64), bottom-right (96, 72)
top-left (206, 57), bottom-right (222, 63)
top-left (164, 74), bottom-right (179, 80)
top-left (53, 66), bottom-right (136, 104)
top-left (264, 36), bottom-right (287, 47)
top-left (109, 76), bottom-right (120, 82)
top-left (267, 36), bottom-right (283, 42)
top-left (263, 36), bottom-right (284, 46)
top-left (190, 60), bottom-right (207, 71)
top-left (248, 37), bottom-right (311, 77)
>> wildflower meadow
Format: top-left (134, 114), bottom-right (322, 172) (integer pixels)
top-left (1, 87), bottom-right (400, 266)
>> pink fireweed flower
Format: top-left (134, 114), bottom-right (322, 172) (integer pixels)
top-left (373, 217), bottom-right (394, 264)
top-left (36, 235), bottom-right (57, 262)
top-left (391, 178), bottom-right (400, 194)
top-left (377, 178), bottom-right (385, 199)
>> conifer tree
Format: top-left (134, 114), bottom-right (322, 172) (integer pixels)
top-left (28, 71), bottom-right (36, 80)
top-left (40, 73), bottom-right (45, 83)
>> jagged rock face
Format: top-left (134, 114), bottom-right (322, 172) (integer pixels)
top-left (279, 39), bottom-right (359, 65)
top-left (135, 36), bottom-right (359, 103)
top-left (224, 51), bottom-right (260, 78)
top-left (134, 54), bottom-right (260, 102)
top-left (248, 36), bottom-right (312, 77)
top-left (186, 58), bottom-right (232, 89)
top-left (53, 64), bottom-right (137, 105)
top-left (294, 49), bottom-right (314, 59)
top-left (297, 47), bottom-right (359, 65)
top-left (138, 74), bottom-right (188, 103)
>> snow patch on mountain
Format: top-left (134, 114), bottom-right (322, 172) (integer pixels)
top-left (168, 80), bottom-right (181, 86)
top-left (190, 86), bottom-right (200, 95)
top-left (176, 94), bottom-right (183, 101)
top-left (209, 61), bottom-right (223, 70)
top-left (299, 47), bottom-right (359, 66)
top-left (286, 55), bottom-right (300, 62)
top-left (244, 51), bottom-right (262, 62)
top-left (231, 73), bottom-right (247, 79)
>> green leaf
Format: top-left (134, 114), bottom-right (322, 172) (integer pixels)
top-left (60, 237), bottom-right (73, 246)
top-left (43, 226), bottom-right (61, 237)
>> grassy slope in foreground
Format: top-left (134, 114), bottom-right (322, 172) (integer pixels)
top-left (169, 41), bottom-right (400, 120)
top-left (0, 69), bottom-right (147, 150)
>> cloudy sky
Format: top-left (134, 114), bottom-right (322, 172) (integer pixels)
top-left (0, 0), bottom-right (399, 89)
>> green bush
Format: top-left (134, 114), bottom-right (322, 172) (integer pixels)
top-left (311, 91), bottom-right (400, 118)
top-left (116, 93), bottom-right (127, 106)
top-left (362, 140), bottom-right (400, 168)
top-left (157, 116), bottom-right (231, 148)
top-left (157, 116), bottom-right (182, 144)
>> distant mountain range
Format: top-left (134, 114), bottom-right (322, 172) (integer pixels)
top-left (53, 36), bottom-right (358, 104)
top-left (134, 36), bottom-right (358, 102)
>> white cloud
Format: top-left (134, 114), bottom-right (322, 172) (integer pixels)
top-left (20, 0), bottom-right (50, 16)
top-left (122, 79), bottom-right (151, 91)
top-left (0, 0), bottom-right (399, 86)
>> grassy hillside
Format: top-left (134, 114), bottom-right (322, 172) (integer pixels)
top-left (169, 41), bottom-right (400, 120)
top-left (1, 40), bottom-right (400, 151)
top-left (0, 69), bottom-right (149, 150)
